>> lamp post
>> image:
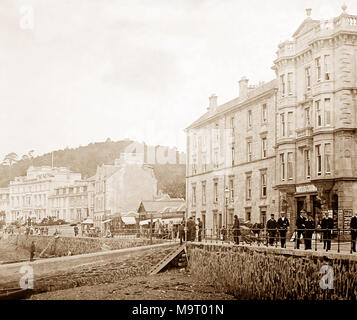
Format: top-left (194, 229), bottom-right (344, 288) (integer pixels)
top-left (224, 187), bottom-right (230, 241)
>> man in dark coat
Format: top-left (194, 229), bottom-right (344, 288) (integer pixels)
top-left (178, 220), bottom-right (185, 245)
top-left (304, 213), bottom-right (315, 250)
top-left (351, 212), bottom-right (357, 253)
top-left (321, 211), bottom-right (334, 251)
top-left (232, 215), bottom-right (240, 245)
top-left (197, 218), bottom-right (203, 242)
top-left (266, 214), bottom-right (278, 246)
top-left (30, 241), bottom-right (35, 261)
top-left (296, 210), bottom-right (306, 249)
top-left (187, 217), bottom-right (195, 241)
top-left (277, 212), bottom-right (290, 248)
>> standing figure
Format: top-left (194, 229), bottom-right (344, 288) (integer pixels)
top-left (266, 214), bottom-right (278, 246)
top-left (304, 214), bottom-right (315, 250)
top-left (179, 221), bottom-right (185, 245)
top-left (232, 215), bottom-right (240, 245)
top-left (187, 217), bottom-right (195, 242)
top-left (296, 210), bottom-right (306, 249)
top-left (277, 212), bottom-right (290, 248)
top-left (321, 211), bottom-right (333, 251)
top-left (74, 225), bottom-right (78, 237)
top-left (30, 241), bottom-right (35, 261)
top-left (197, 218), bottom-right (203, 242)
top-left (351, 212), bottom-right (357, 253)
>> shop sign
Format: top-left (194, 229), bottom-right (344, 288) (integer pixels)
top-left (295, 184), bottom-right (317, 194)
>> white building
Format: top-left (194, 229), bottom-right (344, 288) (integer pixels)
top-left (8, 166), bottom-right (82, 223)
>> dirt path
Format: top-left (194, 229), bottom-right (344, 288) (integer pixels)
top-left (29, 269), bottom-right (235, 300)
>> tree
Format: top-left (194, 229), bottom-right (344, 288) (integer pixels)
top-left (21, 154), bottom-right (29, 161)
top-left (3, 152), bottom-right (18, 166)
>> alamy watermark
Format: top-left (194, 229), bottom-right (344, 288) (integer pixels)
top-left (319, 265), bottom-right (334, 290)
top-left (19, 5), bottom-right (34, 30)
top-left (19, 265), bottom-right (34, 290)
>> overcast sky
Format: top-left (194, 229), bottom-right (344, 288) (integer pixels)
top-left (0, 0), bottom-right (356, 161)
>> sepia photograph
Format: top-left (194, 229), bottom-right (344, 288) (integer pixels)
top-left (1, 0), bottom-right (357, 311)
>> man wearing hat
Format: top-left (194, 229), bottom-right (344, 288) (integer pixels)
top-left (277, 211), bottom-right (290, 248)
top-left (351, 211), bottom-right (357, 253)
top-left (321, 211), bottom-right (334, 251)
top-left (304, 213), bottom-right (315, 250)
top-left (295, 210), bottom-right (306, 249)
top-left (266, 214), bottom-right (278, 246)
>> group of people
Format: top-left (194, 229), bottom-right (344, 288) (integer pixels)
top-left (178, 217), bottom-right (203, 245)
top-left (264, 209), bottom-right (357, 252)
top-left (265, 212), bottom-right (290, 248)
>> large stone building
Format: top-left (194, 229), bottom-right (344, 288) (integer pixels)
top-left (94, 154), bottom-right (158, 228)
top-left (48, 179), bottom-right (94, 223)
top-left (8, 166), bottom-right (82, 223)
top-left (186, 7), bottom-right (357, 233)
top-left (274, 6), bottom-right (357, 230)
top-left (0, 188), bottom-right (9, 224)
top-left (186, 80), bottom-right (279, 234)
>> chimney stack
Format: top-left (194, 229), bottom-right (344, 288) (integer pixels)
top-left (239, 77), bottom-right (249, 100)
top-left (208, 94), bottom-right (217, 112)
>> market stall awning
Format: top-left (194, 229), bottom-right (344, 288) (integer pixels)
top-left (139, 219), bottom-right (150, 226)
top-left (161, 218), bottom-right (183, 224)
top-left (121, 216), bottom-right (136, 225)
top-left (82, 218), bottom-right (94, 224)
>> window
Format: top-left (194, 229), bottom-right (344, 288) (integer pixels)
top-left (260, 208), bottom-right (267, 226)
top-left (192, 163), bottom-right (197, 175)
top-left (192, 186), bottom-right (196, 206)
top-left (324, 55), bottom-right (331, 80)
top-left (287, 112), bottom-right (293, 136)
top-left (316, 145), bottom-right (322, 176)
top-left (245, 208), bottom-right (251, 222)
top-left (280, 113), bottom-right (286, 137)
top-left (229, 178), bottom-right (234, 201)
top-left (231, 146), bottom-right (235, 166)
top-left (316, 100), bottom-right (322, 127)
top-left (305, 150), bottom-right (311, 179)
top-left (305, 67), bottom-right (311, 89)
top-left (214, 151), bottom-right (219, 168)
top-left (228, 209), bottom-right (234, 226)
top-left (248, 110), bottom-right (252, 128)
top-left (262, 137), bottom-right (267, 158)
top-left (261, 172), bottom-right (267, 197)
top-left (230, 116), bottom-right (235, 136)
top-left (325, 143), bottom-right (332, 175)
top-left (214, 182), bottom-right (218, 203)
top-left (202, 182), bottom-right (206, 205)
top-left (280, 74), bottom-right (285, 96)
top-left (287, 73), bottom-right (293, 95)
top-left (213, 211), bottom-right (217, 233)
top-left (324, 98), bottom-right (331, 125)
top-left (192, 134), bottom-right (197, 151)
top-left (305, 107), bottom-right (311, 126)
top-left (247, 141), bottom-right (252, 162)
top-left (262, 104), bottom-right (267, 123)
top-left (202, 153), bottom-right (207, 172)
top-left (246, 175), bottom-right (252, 200)
top-left (287, 152), bottom-right (293, 180)
top-left (280, 153), bottom-right (285, 181)
top-left (315, 57), bottom-right (321, 81)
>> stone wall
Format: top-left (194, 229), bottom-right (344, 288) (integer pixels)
top-left (7, 235), bottom-right (167, 257)
top-left (187, 243), bottom-right (357, 300)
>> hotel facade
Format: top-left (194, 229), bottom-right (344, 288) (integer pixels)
top-left (186, 7), bottom-right (357, 233)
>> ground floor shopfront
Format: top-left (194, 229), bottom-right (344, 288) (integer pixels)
top-left (278, 179), bottom-right (357, 235)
